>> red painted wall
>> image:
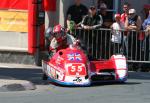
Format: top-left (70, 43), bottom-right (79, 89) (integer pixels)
top-left (0, 0), bottom-right (56, 11)
top-left (0, 0), bottom-right (56, 54)
top-left (44, 0), bottom-right (56, 11)
top-left (0, 0), bottom-right (28, 10)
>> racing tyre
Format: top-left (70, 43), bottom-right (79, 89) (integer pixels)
top-left (42, 73), bottom-right (48, 80)
top-left (118, 81), bottom-right (126, 84)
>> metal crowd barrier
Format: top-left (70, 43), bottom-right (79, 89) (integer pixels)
top-left (74, 28), bottom-right (150, 63)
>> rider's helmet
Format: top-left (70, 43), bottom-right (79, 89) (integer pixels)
top-left (53, 24), bottom-right (66, 42)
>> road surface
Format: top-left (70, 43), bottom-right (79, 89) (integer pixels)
top-left (0, 63), bottom-right (150, 103)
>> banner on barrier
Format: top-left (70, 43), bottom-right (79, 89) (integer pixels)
top-left (0, 10), bottom-right (28, 32)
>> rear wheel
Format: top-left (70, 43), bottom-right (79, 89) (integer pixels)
top-left (42, 73), bottom-right (48, 80)
top-left (118, 79), bottom-right (127, 84)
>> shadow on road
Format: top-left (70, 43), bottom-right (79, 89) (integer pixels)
top-left (85, 81), bottom-right (141, 88)
top-left (0, 67), bottom-right (48, 85)
top-left (49, 81), bottom-right (142, 88)
top-left (128, 72), bottom-right (150, 80)
top-left (0, 67), bottom-right (149, 87)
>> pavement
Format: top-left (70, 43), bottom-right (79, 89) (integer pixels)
top-left (0, 63), bottom-right (40, 92)
top-left (0, 52), bottom-right (35, 65)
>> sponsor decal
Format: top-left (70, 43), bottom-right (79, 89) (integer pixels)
top-left (47, 65), bottom-right (56, 79)
top-left (49, 63), bottom-right (65, 72)
top-left (56, 71), bottom-right (64, 81)
top-left (47, 64), bottom-right (64, 80)
top-left (67, 53), bottom-right (82, 61)
top-left (55, 56), bottom-right (64, 65)
top-left (73, 77), bottom-right (82, 83)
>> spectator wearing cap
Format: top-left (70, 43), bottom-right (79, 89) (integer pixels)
top-left (125, 9), bottom-right (142, 31)
top-left (121, 2), bottom-right (130, 24)
top-left (97, 0), bottom-right (107, 11)
top-left (98, 2), bottom-right (112, 28)
top-left (125, 9), bottom-right (142, 60)
top-left (110, 14), bottom-right (124, 55)
top-left (81, 6), bottom-right (103, 30)
top-left (81, 6), bottom-right (103, 59)
top-left (97, 1), bottom-right (113, 59)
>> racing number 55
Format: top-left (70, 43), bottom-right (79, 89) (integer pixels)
top-left (68, 64), bottom-right (86, 75)
top-left (71, 65), bottom-right (82, 72)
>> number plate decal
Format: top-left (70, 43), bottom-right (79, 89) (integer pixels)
top-left (67, 63), bottom-right (86, 76)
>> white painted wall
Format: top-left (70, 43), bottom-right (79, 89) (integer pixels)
top-left (0, 32), bottom-right (28, 52)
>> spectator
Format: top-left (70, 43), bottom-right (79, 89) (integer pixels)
top-left (125, 9), bottom-right (142, 31)
top-left (97, 0), bottom-right (107, 10)
top-left (66, 0), bottom-right (88, 27)
top-left (121, 2), bottom-right (130, 57)
top-left (97, 2), bottom-right (112, 59)
top-left (81, 6), bottom-right (103, 30)
top-left (80, 6), bottom-right (103, 59)
top-left (121, 2), bottom-right (130, 24)
top-left (125, 9), bottom-right (142, 60)
top-left (98, 3), bottom-right (112, 28)
top-left (142, 10), bottom-right (150, 61)
top-left (66, 20), bottom-right (76, 35)
top-left (137, 10), bottom-right (150, 71)
top-left (142, 10), bottom-right (150, 36)
top-left (110, 14), bottom-right (124, 55)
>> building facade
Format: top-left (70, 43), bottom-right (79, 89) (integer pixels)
top-left (46, 0), bottom-right (150, 28)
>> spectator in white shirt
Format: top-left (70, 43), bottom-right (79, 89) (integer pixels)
top-left (110, 14), bottom-right (124, 55)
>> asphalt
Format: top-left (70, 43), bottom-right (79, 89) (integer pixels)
top-left (0, 63), bottom-right (150, 92)
top-left (0, 80), bottom-right (36, 92)
top-left (0, 63), bottom-right (150, 103)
